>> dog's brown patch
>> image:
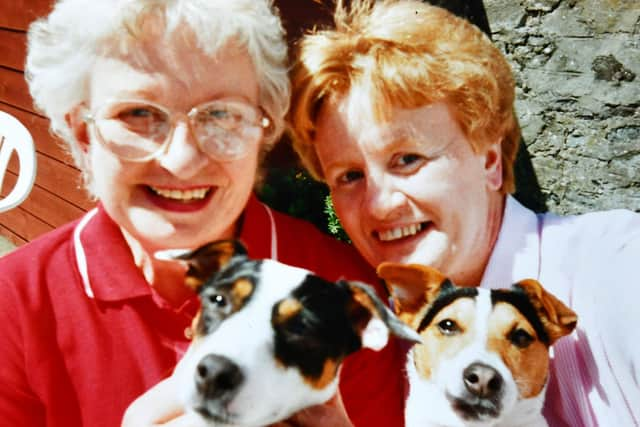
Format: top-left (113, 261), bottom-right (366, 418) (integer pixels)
top-left (488, 302), bottom-right (550, 398)
top-left (412, 298), bottom-right (477, 380)
top-left (182, 240), bottom-right (243, 291)
top-left (304, 358), bottom-right (339, 389)
top-left (273, 298), bottom-right (303, 325)
top-left (377, 263), bottom-right (449, 328)
top-left (230, 278), bottom-right (254, 309)
top-left (186, 309), bottom-right (202, 340)
top-left (516, 279), bottom-right (577, 344)
top-left (185, 276), bottom-right (204, 291)
top-left (346, 285), bottom-right (375, 334)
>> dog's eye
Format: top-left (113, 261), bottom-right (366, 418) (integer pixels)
top-left (437, 319), bottom-right (460, 335)
top-left (208, 293), bottom-right (228, 309)
top-left (509, 328), bottom-right (534, 348)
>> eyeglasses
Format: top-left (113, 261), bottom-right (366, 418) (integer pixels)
top-left (83, 98), bottom-right (272, 162)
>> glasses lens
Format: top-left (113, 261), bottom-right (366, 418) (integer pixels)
top-left (94, 102), bottom-right (170, 160)
top-left (192, 101), bottom-right (264, 160)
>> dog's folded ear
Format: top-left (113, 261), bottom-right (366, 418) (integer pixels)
top-left (154, 240), bottom-right (248, 291)
top-left (376, 263), bottom-right (448, 328)
top-left (514, 279), bottom-right (578, 344)
top-left (344, 281), bottom-right (422, 350)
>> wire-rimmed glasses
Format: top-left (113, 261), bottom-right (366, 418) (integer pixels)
top-left (83, 98), bottom-right (272, 162)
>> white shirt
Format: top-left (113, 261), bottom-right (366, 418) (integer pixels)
top-left (481, 196), bottom-right (640, 427)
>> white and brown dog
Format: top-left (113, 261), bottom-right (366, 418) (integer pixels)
top-left (157, 240), bottom-right (420, 427)
top-left (377, 263), bottom-right (577, 427)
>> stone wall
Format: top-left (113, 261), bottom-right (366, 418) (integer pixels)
top-left (485, 0), bottom-right (639, 214)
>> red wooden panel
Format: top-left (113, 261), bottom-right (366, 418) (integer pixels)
top-left (1, 172), bottom-right (86, 227)
top-left (0, 224), bottom-right (26, 247)
top-left (0, 102), bottom-right (73, 164)
top-left (0, 205), bottom-right (54, 241)
top-left (0, 29), bottom-right (26, 72)
top-left (7, 151), bottom-right (94, 211)
top-left (0, 67), bottom-right (34, 113)
top-left (0, 0), bottom-right (53, 32)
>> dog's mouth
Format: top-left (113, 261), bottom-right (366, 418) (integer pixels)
top-left (447, 392), bottom-right (502, 421)
top-left (194, 404), bottom-right (236, 425)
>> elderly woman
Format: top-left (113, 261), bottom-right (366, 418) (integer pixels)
top-left (0, 1), bottom-right (408, 426)
top-left (290, 0), bottom-right (640, 425)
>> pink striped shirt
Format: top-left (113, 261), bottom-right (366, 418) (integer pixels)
top-left (481, 197), bottom-right (640, 426)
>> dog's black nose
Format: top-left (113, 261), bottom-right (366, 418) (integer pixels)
top-left (463, 362), bottom-right (503, 398)
top-left (195, 354), bottom-right (244, 400)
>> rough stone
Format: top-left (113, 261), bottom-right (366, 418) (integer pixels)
top-left (486, 0), bottom-right (640, 214)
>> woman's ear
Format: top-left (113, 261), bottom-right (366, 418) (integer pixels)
top-left (65, 104), bottom-right (90, 152)
top-left (483, 140), bottom-right (503, 191)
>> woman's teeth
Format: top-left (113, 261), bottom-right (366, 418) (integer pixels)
top-left (150, 186), bottom-right (210, 201)
top-left (378, 223), bottom-right (424, 242)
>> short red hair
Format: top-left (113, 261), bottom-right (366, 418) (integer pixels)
top-left (290, 0), bottom-right (520, 193)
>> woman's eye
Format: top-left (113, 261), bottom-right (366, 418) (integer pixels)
top-left (130, 108), bottom-right (152, 117)
top-left (392, 153), bottom-right (425, 169)
top-left (208, 109), bottom-right (228, 119)
top-left (398, 153), bottom-right (422, 165)
top-left (337, 170), bottom-right (364, 184)
top-left (116, 106), bottom-right (166, 133)
top-left (118, 107), bottom-right (155, 119)
top-left (437, 319), bottom-right (460, 335)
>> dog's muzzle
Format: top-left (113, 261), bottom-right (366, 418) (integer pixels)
top-left (195, 354), bottom-right (244, 408)
top-left (463, 362), bottom-right (504, 399)
top-left (450, 362), bottom-right (504, 421)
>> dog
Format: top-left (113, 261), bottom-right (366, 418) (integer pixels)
top-left (377, 263), bottom-right (578, 427)
top-left (156, 240), bottom-right (420, 427)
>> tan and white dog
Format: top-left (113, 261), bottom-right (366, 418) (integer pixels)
top-left (377, 263), bottom-right (577, 427)
top-left (157, 241), bottom-right (420, 427)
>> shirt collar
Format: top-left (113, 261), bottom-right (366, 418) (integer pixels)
top-left (238, 193), bottom-right (278, 260)
top-left (480, 195), bottom-right (542, 289)
top-left (73, 204), bottom-right (152, 301)
top-left (73, 194), bottom-right (277, 301)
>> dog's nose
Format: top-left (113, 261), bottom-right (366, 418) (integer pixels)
top-left (463, 362), bottom-right (503, 398)
top-left (195, 354), bottom-right (244, 399)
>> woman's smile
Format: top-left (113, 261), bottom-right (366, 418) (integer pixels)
top-left (144, 185), bottom-right (214, 213)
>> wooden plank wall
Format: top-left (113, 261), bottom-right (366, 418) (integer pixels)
top-left (0, 0), bottom-right (330, 248)
top-left (0, 0), bottom-right (92, 246)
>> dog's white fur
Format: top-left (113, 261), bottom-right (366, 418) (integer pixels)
top-left (171, 256), bottom-right (417, 427)
top-left (173, 261), bottom-right (335, 426)
top-left (404, 290), bottom-right (548, 427)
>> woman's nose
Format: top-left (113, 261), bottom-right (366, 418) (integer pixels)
top-left (158, 121), bottom-right (209, 179)
top-left (365, 175), bottom-right (406, 221)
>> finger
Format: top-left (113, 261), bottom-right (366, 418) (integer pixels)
top-left (280, 393), bottom-right (353, 427)
top-left (121, 377), bottom-right (185, 426)
top-left (155, 412), bottom-right (209, 427)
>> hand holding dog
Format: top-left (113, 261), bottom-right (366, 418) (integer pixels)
top-left (122, 376), bottom-right (353, 427)
top-left (268, 394), bottom-right (353, 427)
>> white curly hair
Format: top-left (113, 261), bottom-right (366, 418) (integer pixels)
top-left (26, 0), bottom-right (290, 191)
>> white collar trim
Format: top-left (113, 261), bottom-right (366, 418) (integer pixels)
top-left (480, 196), bottom-right (541, 289)
top-left (74, 203), bottom-right (279, 299)
top-left (263, 204), bottom-right (278, 261)
top-left (73, 208), bottom-right (99, 298)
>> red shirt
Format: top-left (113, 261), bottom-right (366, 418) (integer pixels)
top-left (0, 195), bottom-right (406, 427)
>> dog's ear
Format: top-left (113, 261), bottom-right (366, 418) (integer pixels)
top-left (155, 240), bottom-right (247, 291)
top-left (515, 279), bottom-right (578, 344)
top-left (376, 263), bottom-right (448, 328)
top-left (345, 281), bottom-right (421, 350)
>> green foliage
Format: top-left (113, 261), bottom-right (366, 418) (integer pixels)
top-left (257, 167), bottom-right (350, 241)
top-left (323, 195), bottom-right (351, 242)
